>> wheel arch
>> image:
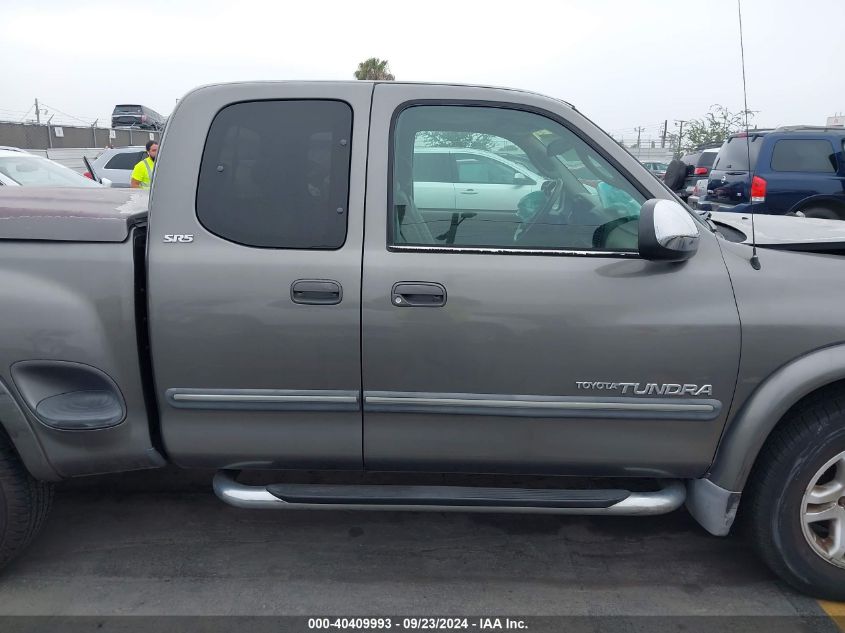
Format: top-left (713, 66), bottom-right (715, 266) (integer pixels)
top-left (0, 378), bottom-right (60, 482)
top-left (710, 343), bottom-right (845, 492)
top-left (789, 195), bottom-right (845, 218)
top-left (687, 344), bottom-right (845, 536)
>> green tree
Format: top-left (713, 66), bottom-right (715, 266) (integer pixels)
top-left (681, 105), bottom-right (757, 153)
top-left (353, 58), bottom-right (395, 80)
top-left (416, 130), bottom-right (497, 151)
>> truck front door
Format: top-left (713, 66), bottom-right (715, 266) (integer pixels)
top-left (361, 84), bottom-right (741, 477)
top-left (148, 83), bottom-right (370, 469)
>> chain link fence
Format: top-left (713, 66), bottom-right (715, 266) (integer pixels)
top-left (0, 121), bottom-right (161, 151)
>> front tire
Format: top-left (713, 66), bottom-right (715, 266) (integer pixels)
top-left (744, 388), bottom-right (845, 599)
top-left (0, 432), bottom-right (53, 570)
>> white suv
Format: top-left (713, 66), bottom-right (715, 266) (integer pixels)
top-left (413, 147), bottom-right (544, 212)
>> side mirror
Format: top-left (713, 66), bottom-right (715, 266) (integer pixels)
top-left (513, 172), bottom-right (533, 185)
top-left (101, 178), bottom-right (113, 188)
top-left (638, 199), bottom-right (700, 261)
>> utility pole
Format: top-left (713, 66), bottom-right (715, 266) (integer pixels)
top-left (661, 120), bottom-right (668, 148)
top-left (35, 98), bottom-right (41, 125)
top-left (674, 119), bottom-right (688, 155)
top-left (635, 127), bottom-right (645, 159)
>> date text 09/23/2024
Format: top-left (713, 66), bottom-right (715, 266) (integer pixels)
top-left (307, 618), bottom-right (528, 630)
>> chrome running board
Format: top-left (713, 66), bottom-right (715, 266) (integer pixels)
top-left (213, 470), bottom-right (686, 516)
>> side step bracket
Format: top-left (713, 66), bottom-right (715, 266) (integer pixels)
top-left (213, 471), bottom-right (685, 516)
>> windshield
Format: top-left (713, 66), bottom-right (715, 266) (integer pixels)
top-left (0, 156), bottom-right (101, 187)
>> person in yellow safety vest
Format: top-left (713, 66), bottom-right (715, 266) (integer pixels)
top-left (130, 140), bottom-right (158, 189)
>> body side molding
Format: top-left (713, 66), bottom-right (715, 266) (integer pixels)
top-left (364, 391), bottom-right (722, 420)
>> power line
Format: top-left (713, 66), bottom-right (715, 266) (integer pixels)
top-left (0, 107), bottom-right (35, 120)
top-left (38, 102), bottom-right (97, 125)
top-left (18, 105), bottom-right (34, 122)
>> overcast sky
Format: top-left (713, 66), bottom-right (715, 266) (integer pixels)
top-left (2, 0), bottom-right (842, 142)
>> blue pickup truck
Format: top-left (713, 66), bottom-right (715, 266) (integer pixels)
top-left (702, 127), bottom-right (845, 220)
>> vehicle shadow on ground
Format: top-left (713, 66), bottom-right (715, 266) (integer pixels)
top-left (0, 467), bottom-right (827, 618)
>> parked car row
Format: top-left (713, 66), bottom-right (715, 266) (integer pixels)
top-left (5, 122), bottom-right (844, 225)
top-left (669, 127), bottom-right (845, 221)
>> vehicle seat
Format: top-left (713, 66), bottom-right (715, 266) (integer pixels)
top-left (394, 185), bottom-right (436, 245)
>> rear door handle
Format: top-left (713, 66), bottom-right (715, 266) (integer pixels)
top-left (392, 282), bottom-right (447, 307)
top-left (291, 279), bottom-right (342, 305)
top-left (459, 189), bottom-right (478, 195)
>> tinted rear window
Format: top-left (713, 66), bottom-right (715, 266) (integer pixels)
top-left (770, 139), bottom-right (836, 173)
top-left (104, 151), bottom-right (145, 170)
top-left (697, 151), bottom-right (717, 168)
top-left (196, 100), bottom-right (352, 249)
top-left (713, 136), bottom-right (765, 171)
top-left (413, 152), bottom-right (452, 183)
top-left (114, 105), bottom-right (142, 114)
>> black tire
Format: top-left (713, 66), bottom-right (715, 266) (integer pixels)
top-left (801, 206), bottom-right (844, 221)
top-left (743, 387), bottom-right (845, 600)
top-left (0, 431), bottom-right (53, 570)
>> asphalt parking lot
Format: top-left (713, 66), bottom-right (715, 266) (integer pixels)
top-left (0, 468), bottom-right (842, 632)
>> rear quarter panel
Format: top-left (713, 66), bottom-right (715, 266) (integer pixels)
top-left (0, 235), bottom-right (161, 477)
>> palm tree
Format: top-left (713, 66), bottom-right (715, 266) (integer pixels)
top-left (353, 58), bottom-right (395, 81)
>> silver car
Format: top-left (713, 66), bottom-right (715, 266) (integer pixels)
top-left (88, 147), bottom-right (148, 188)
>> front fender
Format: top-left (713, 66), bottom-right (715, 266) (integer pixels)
top-left (709, 343), bottom-right (845, 492)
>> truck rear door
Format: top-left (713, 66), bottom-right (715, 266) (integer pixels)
top-left (148, 82), bottom-right (371, 469)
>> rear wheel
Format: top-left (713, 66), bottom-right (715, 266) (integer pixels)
top-left (744, 388), bottom-right (845, 599)
top-left (0, 432), bottom-right (53, 570)
top-left (801, 206), bottom-right (844, 221)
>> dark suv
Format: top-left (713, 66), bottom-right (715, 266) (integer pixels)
top-left (702, 127), bottom-right (845, 219)
top-left (111, 104), bottom-right (166, 130)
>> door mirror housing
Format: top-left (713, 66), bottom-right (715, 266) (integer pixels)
top-left (100, 177), bottom-right (113, 188)
top-left (638, 199), bottom-right (700, 261)
top-left (513, 172), bottom-right (533, 185)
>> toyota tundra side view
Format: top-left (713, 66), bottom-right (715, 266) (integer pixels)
top-left (0, 81), bottom-right (844, 599)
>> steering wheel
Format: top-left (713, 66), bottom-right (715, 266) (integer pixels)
top-left (515, 179), bottom-right (564, 244)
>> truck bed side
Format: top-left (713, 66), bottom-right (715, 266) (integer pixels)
top-left (0, 189), bottom-right (163, 478)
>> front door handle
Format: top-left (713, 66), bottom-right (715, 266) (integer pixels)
top-left (392, 282), bottom-right (447, 307)
top-left (291, 279), bottom-right (342, 305)
top-left (459, 189), bottom-right (478, 195)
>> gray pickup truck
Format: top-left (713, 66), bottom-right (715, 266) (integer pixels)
top-left (1, 81), bottom-right (844, 599)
